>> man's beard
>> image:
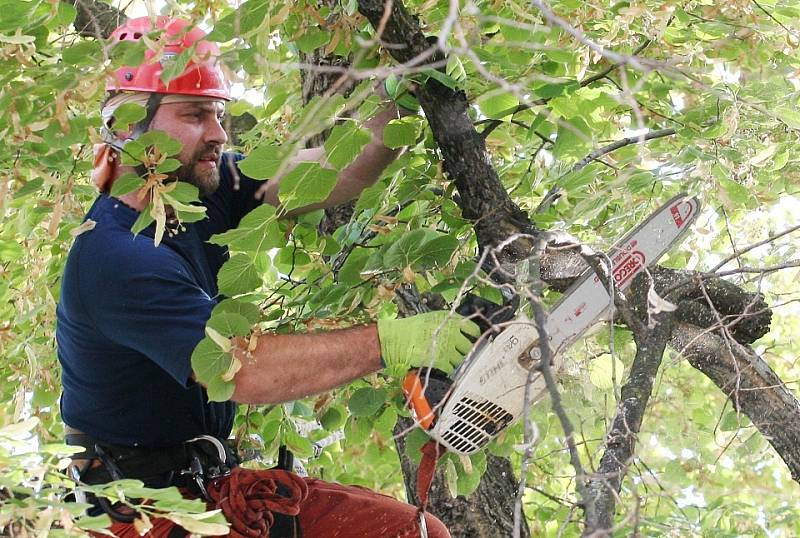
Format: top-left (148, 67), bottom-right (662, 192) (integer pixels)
top-left (174, 145), bottom-right (221, 198)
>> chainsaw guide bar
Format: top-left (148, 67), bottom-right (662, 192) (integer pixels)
top-left (410, 193), bottom-right (701, 454)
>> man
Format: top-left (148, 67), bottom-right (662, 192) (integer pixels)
top-left (57, 16), bottom-right (479, 538)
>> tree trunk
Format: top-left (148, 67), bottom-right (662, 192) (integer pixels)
top-left (395, 416), bottom-right (527, 537)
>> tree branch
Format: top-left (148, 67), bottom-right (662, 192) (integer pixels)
top-left (571, 129), bottom-right (676, 173)
top-left (583, 276), bottom-right (674, 535)
top-left (358, 0), bottom-right (538, 270)
top-left (671, 323), bottom-right (800, 481)
top-left (64, 0), bottom-right (124, 40)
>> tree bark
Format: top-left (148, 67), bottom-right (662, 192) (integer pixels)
top-left (583, 302), bottom-right (673, 535)
top-left (672, 323), bottom-right (800, 481)
top-left (355, 0), bottom-right (800, 534)
top-left (394, 416), bottom-right (524, 537)
top-left (64, 0), bottom-right (124, 39)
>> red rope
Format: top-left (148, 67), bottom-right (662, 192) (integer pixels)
top-left (207, 467), bottom-right (308, 538)
top-left (416, 441), bottom-right (446, 512)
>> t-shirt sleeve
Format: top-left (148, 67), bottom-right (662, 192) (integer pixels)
top-left (82, 246), bottom-right (214, 387)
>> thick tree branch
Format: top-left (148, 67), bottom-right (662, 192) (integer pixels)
top-left (672, 323), bottom-right (800, 481)
top-left (64, 0), bottom-right (124, 40)
top-left (358, 0), bottom-right (538, 270)
top-left (583, 276), bottom-right (674, 535)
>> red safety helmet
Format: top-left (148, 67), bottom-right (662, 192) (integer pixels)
top-left (107, 16), bottom-right (230, 100)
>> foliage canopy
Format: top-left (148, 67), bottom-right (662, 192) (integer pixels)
top-left (1, 0), bottom-right (799, 535)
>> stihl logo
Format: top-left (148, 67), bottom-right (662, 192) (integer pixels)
top-left (613, 251), bottom-right (646, 287)
top-left (670, 201), bottom-right (695, 228)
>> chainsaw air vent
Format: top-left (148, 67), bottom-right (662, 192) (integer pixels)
top-left (439, 396), bottom-right (514, 453)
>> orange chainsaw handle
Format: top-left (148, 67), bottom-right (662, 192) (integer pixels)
top-left (402, 370), bottom-right (435, 430)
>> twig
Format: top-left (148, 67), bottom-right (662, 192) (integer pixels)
top-left (709, 223), bottom-right (800, 273)
top-left (517, 236), bottom-right (591, 535)
top-left (535, 128), bottom-right (677, 214)
top-left (752, 0), bottom-right (798, 37)
top-left (571, 129), bottom-right (676, 173)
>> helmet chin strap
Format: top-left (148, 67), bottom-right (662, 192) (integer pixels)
top-left (130, 93), bottom-right (164, 178)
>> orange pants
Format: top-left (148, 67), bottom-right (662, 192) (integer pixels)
top-left (93, 476), bottom-right (449, 538)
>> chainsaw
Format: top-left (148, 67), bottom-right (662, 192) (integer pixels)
top-left (403, 193), bottom-right (701, 455)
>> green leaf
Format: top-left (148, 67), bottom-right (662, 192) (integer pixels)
top-left (163, 513), bottom-right (229, 536)
top-left (374, 406), bottom-right (398, 437)
top-left (776, 107), bottom-right (800, 130)
top-left (534, 81), bottom-right (579, 99)
top-left (338, 248), bottom-right (371, 285)
top-left (217, 254), bottom-right (263, 295)
top-left (75, 515), bottom-right (113, 531)
top-left (237, 145), bottom-right (288, 180)
top-left (422, 68), bottom-right (460, 90)
top-left (383, 229), bottom-right (456, 269)
top-left (720, 410), bottom-right (747, 431)
top-left (123, 131), bottom-right (183, 164)
top-left (169, 182), bottom-right (200, 202)
top-left (383, 117), bottom-right (423, 149)
top-left (348, 387), bottom-right (387, 417)
top-left (283, 428), bottom-right (315, 458)
top-left (0, 240), bottom-right (24, 262)
top-left (320, 405), bottom-right (347, 431)
top-left (478, 92), bottom-right (519, 120)
top-left (278, 162), bottom-right (338, 213)
top-left (445, 457), bottom-right (459, 498)
top-left (212, 299), bottom-right (261, 324)
top-left (446, 56), bottom-right (467, 82)
top-left (588, 354), bottom-right (625, 390)
top-left (13, 178), bottom-right (43, 199)
top-left (51, 2), bottom-right (77, 27)
top-left (157, 158), bottom-right (182, 174)
top-left (160, 48), bottom-right (193, 86)
top-left (264, 91), bottom-right (289, 117)
top-left (130, 207), bottom-right (154, 235)
top-left (403, 428), bottom-right (431, 465)
top-left (383, 229), bottom-right (431, 268)
top-left (110, 173), bottom-right (143, 198)
top-left (324, 121), bottom-right (371, 170)
top-left (209, 204), bottom-right (283, 254)
top-left (295, 29), bottom-right (331, 54)
top-left (62, 41), bottom-right (101, 65)
top-left (190, 337), bottom-right (236, 401)
top-left (456, 451), bottom-right (486, 496)
top-left (206, 312), bottom-right (251, 338)
top-left (552, 117), bottom-right (593, 162)
top-left (112, 103), bottom-right (146, 128)
top-left (417, 235), bottom-right (459, 267)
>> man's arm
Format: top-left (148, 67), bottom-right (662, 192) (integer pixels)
top-left (256, 102), bottom-right (405, 216)
top-left (230, 324), bottom-right (383, 404)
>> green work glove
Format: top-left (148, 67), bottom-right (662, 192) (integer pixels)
top-left (377, 311), bottom-right (480, 376)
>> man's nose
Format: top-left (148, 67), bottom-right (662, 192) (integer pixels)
top-left (205, 116), bottom-right (228, 146)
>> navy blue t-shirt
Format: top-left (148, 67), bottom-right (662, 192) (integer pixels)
top-left (57, 152), bottom-right (262, 447)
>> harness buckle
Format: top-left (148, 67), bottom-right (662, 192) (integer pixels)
top-left (181, 436), bottom-right (233, 502)
top-left (68, 463), bottom-right (88, 505)
top-left (181, 456), bottom-right (212, 502)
